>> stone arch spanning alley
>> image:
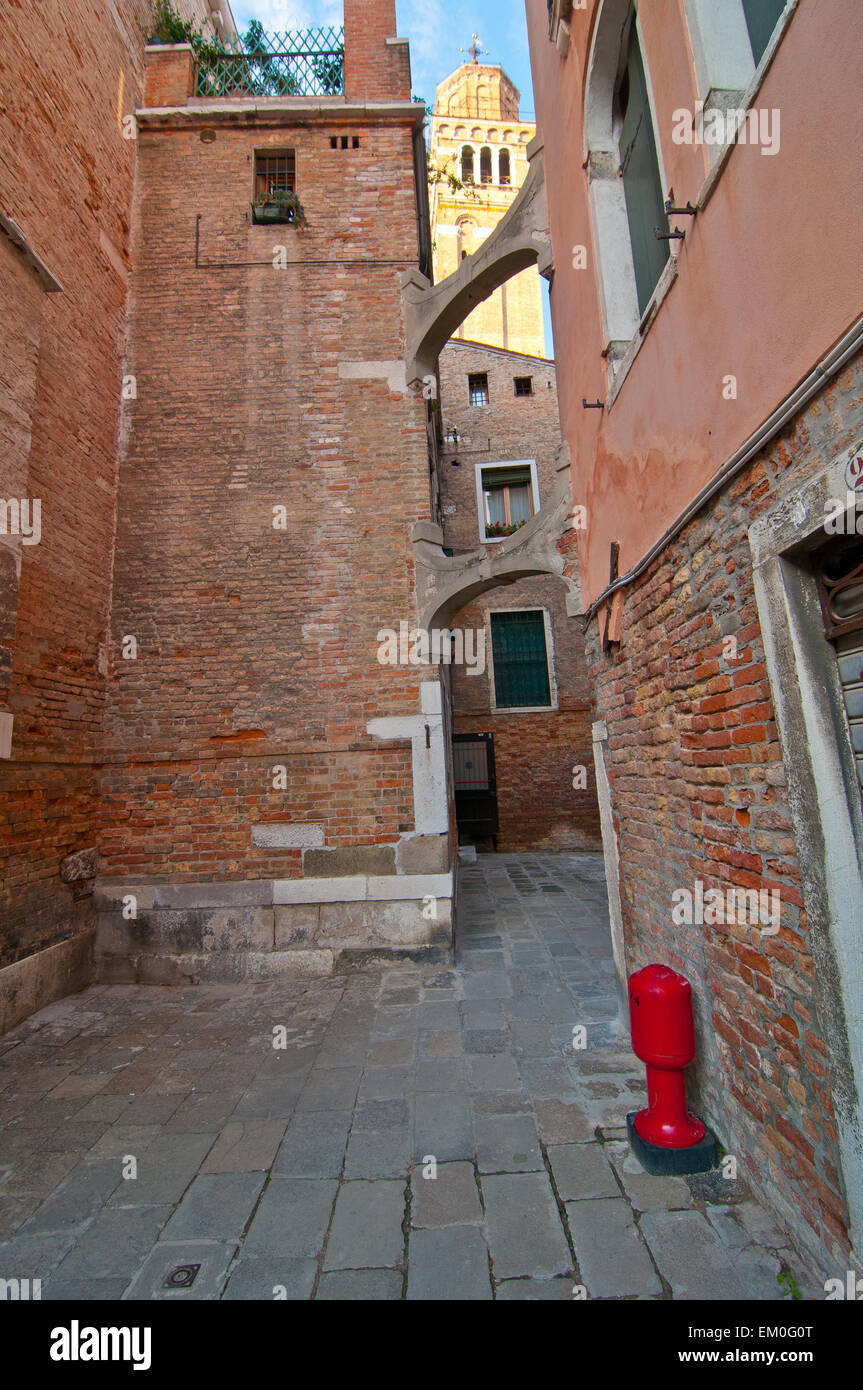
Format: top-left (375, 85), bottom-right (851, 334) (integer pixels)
top-left (401, 139), bottom-right (582, 625)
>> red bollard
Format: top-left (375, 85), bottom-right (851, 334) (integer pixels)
top-left (626, 964), bottom-right (718, 1175)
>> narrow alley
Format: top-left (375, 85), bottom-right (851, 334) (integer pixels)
top-left (0, 856), bottom-right (818, 1301)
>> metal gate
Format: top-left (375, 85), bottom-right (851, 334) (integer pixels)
top-left (452, 732), bottom-right (499, 840)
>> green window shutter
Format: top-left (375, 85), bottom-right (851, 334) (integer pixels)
top-left (742, 0), bottom-right (786, 66)
top-left (491, 611), bottom-right (552, 709)
top-left (619, 27), bottom-right (669, 317)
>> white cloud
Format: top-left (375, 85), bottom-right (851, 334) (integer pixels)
top-left (230, 0), bottom-right (343, 37)
top-left (397, 0), bottom-right (457, 103)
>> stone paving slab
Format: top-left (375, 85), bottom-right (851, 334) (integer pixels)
top-left (243, 1177), bottom-right (336, 1258)
top-left (639, 1209), bottom-right (783, 1301)
top-left (200, 1119), bottom-right (287, 1174)
top-left (122, 1239), bottom-right (237, 1300)
top-left (161, 1172), bottom-right (265, 1241)
top-left (410, 1161), bottom-right (482, 1228)
top-left (548, 1142), bottom-right (618, 1201)
top-left (317, 1269), bottom-right (403, 1300)
top-left (222, 1256), bottom-right (318, 1301)
top-left (482, 1171), bottom-right (572, 1280)
top-left (0, 854), bottom-right (823, 1300)
top-left (406, 1225), bottom-right (493, 1300)
top-left (567, 1196), bottom-right (663, 1299)
top-left (322, 1180), bottom-right (405, 1271)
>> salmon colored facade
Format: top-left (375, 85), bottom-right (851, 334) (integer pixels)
top-left (526, 0), bottom-right (863, 1278)
top-left (528, 0), bottom-right (863, 606)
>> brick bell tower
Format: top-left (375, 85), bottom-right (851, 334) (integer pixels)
top-left (428, 53), bottom-right (545, 356)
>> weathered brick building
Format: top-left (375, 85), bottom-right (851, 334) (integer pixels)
top-left (0, 1), bottom-right (458, 1025)
top-left (0, 0), bottom-right (236, 1030)
top-left (430, 60), bottom-right (600, 853)
top-left (438, 340), bottom-right (598, 850)
top-left (523, 0), bottom-right (863, 1275)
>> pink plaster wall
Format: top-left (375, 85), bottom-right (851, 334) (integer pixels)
top-left (527, 0), bottom-right (863, 606)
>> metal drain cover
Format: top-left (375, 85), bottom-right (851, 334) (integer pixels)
top-left (162, 1263), bottom-right (201, 1290)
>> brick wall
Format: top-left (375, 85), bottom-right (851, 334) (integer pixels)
top-left (0, 0), bottom-right (213, 972)
top-left (439, 340), bottom-right (600, 850)
top-left (589, 354), bottom-right (863, 1269)
top-left (101, 109), bottom-right (431, 885)
top-left (143, 42), bottom-right (196, 106)
top-left (344, 0), bottom-right (410, 103)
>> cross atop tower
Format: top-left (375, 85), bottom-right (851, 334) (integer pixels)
top-left (460, 34), bottom-right (487, 65)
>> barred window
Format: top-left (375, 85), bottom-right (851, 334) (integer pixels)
top-left (469, 372), bottom-right (489, 407)
top-left (255, 150), bottom-right (296, 198)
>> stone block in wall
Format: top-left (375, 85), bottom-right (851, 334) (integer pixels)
top-left (95, 909), bottom-right (203, 956)
top-left (303, 846), bottom-right (396, 877)
top-left (134, 948), bottom-right (333, 984)
top-left (317, 902), bottom-right (368, 948)
top-left (395, 834), bottom-right (450, 874)
top-left (0, 932), bottom-right (93, 1036)
top-left (201, 907), bottom-right (274, 952)
top-left (59, 847), bottom-right (99, 883)
top-left (274, 904), bottom-right (321, 947)
top-left (370, 899), bottom-right (452, 947)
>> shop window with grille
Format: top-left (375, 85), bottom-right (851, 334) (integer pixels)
top-left (490, 610), bottom-right (553, 709)
top-left (480, 463), bottom-right (535, 539)
top-left (814, 535), bottom-right (863, 795)
top-left (469, 372), bottom-right (489, 406)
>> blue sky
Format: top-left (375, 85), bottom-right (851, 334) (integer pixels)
top-left (228, 1), bottom-right (536, 113)
top-left (228, 1), bottom-right (552, 352)
top-left (226, 0), bottom-right (530, 111)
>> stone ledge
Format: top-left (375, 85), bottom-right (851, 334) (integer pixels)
top-left (0, 932), bottom-right (93, 1036)
top-left (96, 948), bottom-right (334, 986)
top-left (94, 871), bottom-right (455, 911)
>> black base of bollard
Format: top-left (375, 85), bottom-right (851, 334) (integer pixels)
top-left (626, 1111), bottom-right (720, 1176)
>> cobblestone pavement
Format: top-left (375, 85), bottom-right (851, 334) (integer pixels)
top-left (0, 854), bottom-right (822, 1300)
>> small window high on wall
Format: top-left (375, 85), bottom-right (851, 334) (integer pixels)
top-left (617, 24), bottom-right (668, 316)
top-left (742, 0), bottom-right (787, 65)
top-left (480, 147), bottom-right (493, 184)
top-left (461, 146), bottom-right (475, 183)
top-left (255, 150), bottom-right (296, 197)
top-left (468, 372), bottom-right (489, 406)
top-left (499, 149), bottom-right (511, 185)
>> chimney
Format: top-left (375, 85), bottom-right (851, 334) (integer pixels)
top-left (343, 0), bottom-right (411, 102)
